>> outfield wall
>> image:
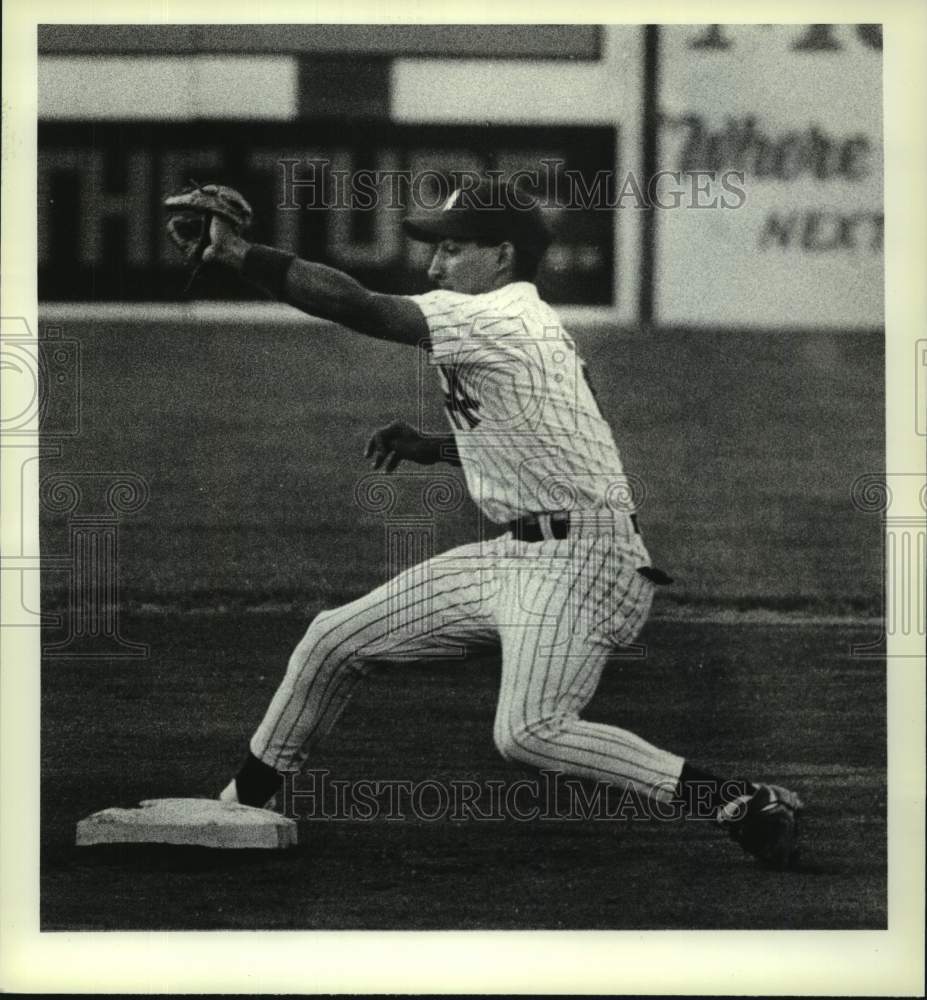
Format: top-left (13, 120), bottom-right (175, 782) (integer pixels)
top-left (37, 23), bottom-right (883, 329)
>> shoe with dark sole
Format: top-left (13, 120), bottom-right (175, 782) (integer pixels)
top-left (218, 752), bottom-right (284, 809)
top-left (219, 778), bottom-right (277, 811)
top-left (717, 783), bottom-right (804, 870)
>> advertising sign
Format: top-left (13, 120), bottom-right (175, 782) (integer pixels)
top-left (38, 122), bottom-right (615, 305)
top-left (656, 24), bottom-right (883, 328)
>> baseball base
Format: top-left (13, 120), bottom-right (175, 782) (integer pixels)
top-left (75, 797), bottom-right (298, 849)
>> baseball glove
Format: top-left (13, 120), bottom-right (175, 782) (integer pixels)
top-left (719, 783), bottom-right (804, 870)
top-left (163, 181), bottom-right (253, 267)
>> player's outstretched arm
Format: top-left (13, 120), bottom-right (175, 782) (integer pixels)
top-left (205, 219), bottom-right (429, 348)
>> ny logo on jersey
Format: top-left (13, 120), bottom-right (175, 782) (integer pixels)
top-left (439, 364), bottom-right (481, 429)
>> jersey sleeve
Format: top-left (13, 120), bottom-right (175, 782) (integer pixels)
top-left (407, 287), bottom-right (528, 364)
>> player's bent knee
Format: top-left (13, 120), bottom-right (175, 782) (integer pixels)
top-left (285, 609), bottom-right (345, 677)
top-left (492, 728), bottom-right (519, 763)
top-left (493, 717), bottom-right (558, 766)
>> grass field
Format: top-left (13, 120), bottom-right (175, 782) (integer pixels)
top-left (39, 318), bottom-right (883, 612)
top-left (38, 315), bottom-right (885, 930)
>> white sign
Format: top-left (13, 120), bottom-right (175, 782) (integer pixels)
top-left (656, 24), bottom-right (883, 329)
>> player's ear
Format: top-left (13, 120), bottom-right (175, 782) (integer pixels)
top-left (496, 241), bottom-right (516, 278)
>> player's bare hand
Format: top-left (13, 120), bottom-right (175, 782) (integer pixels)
top-left (364, 420), bottom-right (437, 472)
top-left (203, 215), bottom-right (249, 267)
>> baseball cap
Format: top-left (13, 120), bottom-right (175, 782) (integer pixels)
top-left (402, 177), bottom-right (552, 258)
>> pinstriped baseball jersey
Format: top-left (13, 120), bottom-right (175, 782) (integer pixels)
top-left (244, 279), bottom-right (687, 806)
top-left (410, 282), bottom-right (647, 546)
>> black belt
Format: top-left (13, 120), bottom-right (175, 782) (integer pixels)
top-left (507, 511), bottom-right (642, 543)
top-left (508, 512), bottom-right (572, 543)
top-left (507, 512), bottom-right (673, 585)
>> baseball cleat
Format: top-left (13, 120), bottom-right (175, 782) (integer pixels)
top-left (218, 778), bottom-right (277, 811)
top-left (717, 783), bottom-right (804, 870)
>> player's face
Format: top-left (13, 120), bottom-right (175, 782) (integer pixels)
top-left (427, 239), bottom-right (502, 294)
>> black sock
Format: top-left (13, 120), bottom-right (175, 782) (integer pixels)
top-left (234, 752), bottom-right (283, 807)
top-left (676, 762), bottom-right (753, 817)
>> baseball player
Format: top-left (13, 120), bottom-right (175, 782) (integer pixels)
top-left (164, 177), bottom-right (803, 868)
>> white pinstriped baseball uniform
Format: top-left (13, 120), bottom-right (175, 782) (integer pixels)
top-left (251, 281), bottom-right (685, 801)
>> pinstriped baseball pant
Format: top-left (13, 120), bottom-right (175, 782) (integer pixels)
top-left (251, 529), bottom-right (685, 802)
